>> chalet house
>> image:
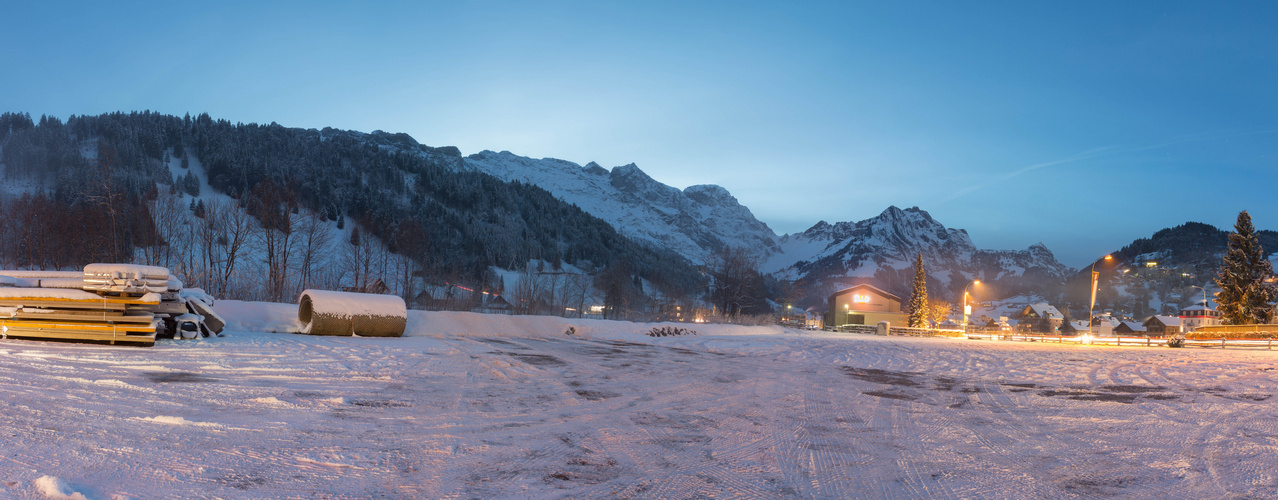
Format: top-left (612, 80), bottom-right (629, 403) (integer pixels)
top-left (474, 294), bottom-right (512, 315)
top-left (1178, 302), bottom-right (1220, 332)
top-left (1014, 303), bottom-right (1064, 332)
top-left (1091, 315), bottom-right (1121, 335)
top-left (1143, 315), bottom-right (1182, 336)
top-left (343, 279), bottom-right (390, 295)
top-left (1113, 321), bottom-right (1147, 335)
top-left (826, 284), bottom-right (908, 328)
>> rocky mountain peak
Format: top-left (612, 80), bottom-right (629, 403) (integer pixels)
top-left (682, 184), bottom-right (735, 206)
top-left (583, 161), bottom-right (608, 176)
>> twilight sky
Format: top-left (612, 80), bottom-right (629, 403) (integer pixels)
top-left (4, 1), bottom-right (1277, 267)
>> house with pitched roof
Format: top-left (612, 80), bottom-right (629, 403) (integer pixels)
top-left (826, 283), bottom-right (909, 329)
top-left (1014, 303), bottom-right (1064, 332)
top-left (1178, 301), bottom-right (1220, 332)
top-left (1143, 315), bottom-right (1182, 336)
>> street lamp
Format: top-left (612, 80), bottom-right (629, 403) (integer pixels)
top-left (962, 280), bottom-right (981, 332)
top-left (1088, 255), bottom-right (1113, 335)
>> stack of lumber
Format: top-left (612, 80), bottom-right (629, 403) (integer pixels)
top-left (0, 288), bottom-right (160, 345)
top-left (82, 264), bottom-right (172, 295)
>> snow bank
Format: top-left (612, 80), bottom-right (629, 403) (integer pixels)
top-left (33, 475), bottom-right (89, 500)
top-left (214, 298), bottom-right (785, 343)
top-left (404, 309), bottom-right (787, 341)
top-left (213, 300), bottom-right (301, 333)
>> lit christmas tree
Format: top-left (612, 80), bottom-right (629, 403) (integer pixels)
top-left (907, 252), bottom-right (930, 328)
top-left (1214, 210), bottom-right (1277, 325)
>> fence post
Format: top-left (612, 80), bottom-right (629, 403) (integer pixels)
top-left (1222, 338), bottom-right (1227, 349)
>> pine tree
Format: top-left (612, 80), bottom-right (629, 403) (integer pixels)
top-left (907, 252), bottom-right (930, 328)
top-left (1215, 210), bottom-right (1277, 325)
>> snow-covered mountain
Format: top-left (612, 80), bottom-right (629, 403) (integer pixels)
top-left (458, 152), bottom-right (1071, 303)
top-left (462, 151), bottom-right (779, 265)
top-left (767, 206), bottom-right (1074, 303)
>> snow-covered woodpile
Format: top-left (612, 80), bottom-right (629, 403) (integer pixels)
top-left (0, 264), bottom-right (225, 346)
top-left (297, 289), bottom-right (407, 337)
top-left (82, 263), bottom-right (174, 294)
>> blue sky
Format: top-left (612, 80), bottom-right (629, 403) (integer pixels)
top-left (4, 1), bottom-right (1277, 267)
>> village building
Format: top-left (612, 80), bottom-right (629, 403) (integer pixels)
top-left (1113, 321), bottom-right (1147, 335)
top-left (1178, 301), bottom-right (1221, 332)
top-left (1090, 314), bottom-right (1121, 335)
top-left (1143, 315), bottom-right (1182, 336)
top-left (826, 284), bottom-right (908, 329)
top-left (1013, 303), bottom-right (1064, 332)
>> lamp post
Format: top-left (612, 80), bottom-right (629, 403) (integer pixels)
top-left (962, 280), bottom-right (981, 332)
top-left (1088, 255), bottom-right (1113, 335)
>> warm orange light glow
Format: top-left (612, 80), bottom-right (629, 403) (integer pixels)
top-left (973, 280), bottom-right (981, 285)
top-left (1104, 255), bottom-right (1113, 261)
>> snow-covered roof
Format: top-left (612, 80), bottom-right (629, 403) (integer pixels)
top-left (1146, 315), bottom-right (1181, 327)
top-left (1118, 321), bottom-right (1147, 332)
top-left (830, 283), bottom-right (902, 302)
top-left (1021, 303), bottom-right (1063, 319)
top-left (1092, 315), bottom-right (1121, 327)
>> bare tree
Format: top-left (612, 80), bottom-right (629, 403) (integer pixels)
top-left (148, 190), bottom-right (188, 269)
top-left (295, 211), bottom-right (334, 294)
top-left (563, 272), bottom-right (593, 318)
top-left (711, 246), bottom-right (762, 317)
top-left (200, 198), bottom-right (257, 298)
top-left (927, 299), bottom-right (952, 328)
top-left (247, 180), bottom-right (300, 302)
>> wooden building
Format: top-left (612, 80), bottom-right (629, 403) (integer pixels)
top-left (1143, 315), bottom-right (1182, 336)
top-left (826, 284), bottom-right (908, 329)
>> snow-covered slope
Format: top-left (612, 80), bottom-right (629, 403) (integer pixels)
top-left (769, 206), bottom-right (1074, 301)
top-left (4, 304), bottom-right (1277, 498)
top-left (463, 151), bottom-right (779, 265)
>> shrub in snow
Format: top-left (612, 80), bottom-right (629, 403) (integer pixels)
top-left (647, 326), bottom-right (697, 337)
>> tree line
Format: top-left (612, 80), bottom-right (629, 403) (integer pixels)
top-left (0, 111), bottom-right (706, 307)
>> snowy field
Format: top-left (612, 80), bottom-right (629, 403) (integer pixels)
top-left (0, 305), bottom-right (1277, 498)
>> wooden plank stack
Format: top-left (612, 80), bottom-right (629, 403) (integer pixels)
top-left (0, 264), bottom-right (178, 346)
top-left (0, 288), bottom-right (161, 345)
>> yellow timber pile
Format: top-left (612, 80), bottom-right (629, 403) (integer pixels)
top-left (0, 289), bottom-right (162, 345)
top-left (0, 264), bottom-right (192, 346)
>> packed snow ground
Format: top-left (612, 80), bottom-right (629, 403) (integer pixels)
top-left (0, 304), bottom-right (1276, 498)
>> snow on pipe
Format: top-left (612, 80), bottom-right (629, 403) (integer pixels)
top-left (297, 289), bottom-right (407, 337)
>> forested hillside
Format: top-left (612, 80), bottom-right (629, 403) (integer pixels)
top-left (0, 111), bottom-right (702, 303)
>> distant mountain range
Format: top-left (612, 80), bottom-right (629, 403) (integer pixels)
top-left (461, 151), bottom-right (1075, 305)
top-left (3, 111), bottom-right (1270, 310)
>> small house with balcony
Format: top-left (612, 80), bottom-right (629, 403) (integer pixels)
top-left (1178, 301), bottom-right (1220, 332)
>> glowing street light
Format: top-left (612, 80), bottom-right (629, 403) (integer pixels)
top-left (1088, 255), bottom-right (1113, 335)
top-left (962, 280), bottom-right (981, 332)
